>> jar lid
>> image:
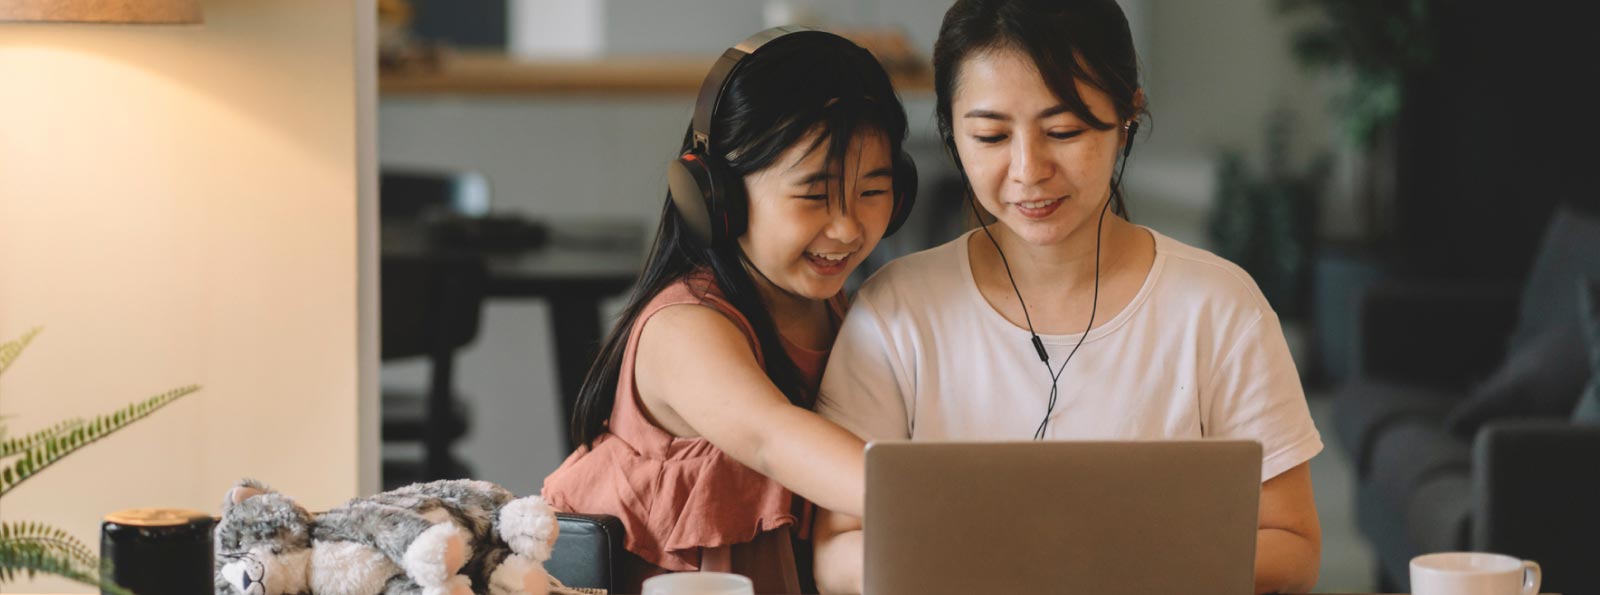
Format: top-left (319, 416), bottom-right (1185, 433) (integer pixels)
top-left (103, 508), bottom-right (212, 527)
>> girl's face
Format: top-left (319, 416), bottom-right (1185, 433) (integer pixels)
top-left (738, 127), bottom-right (896, 301)
top-left (951, 47), bottom-right (1130, 247)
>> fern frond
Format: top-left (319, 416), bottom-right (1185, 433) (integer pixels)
top-left (0, 385), bottom-right (200, 497)
top-left (0, 418), bottom-right (87, 459)
top-left (0, 539), bottom-right (95, 583)
top-left (0, 538), bottom-right (136, 595)
top-left (0, 327), bottom-right (42, 377)
top-left (0, 521), bottom-right (97, 570)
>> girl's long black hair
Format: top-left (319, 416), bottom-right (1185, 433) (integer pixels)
top-left (570, 32), bottom-right (911, 448)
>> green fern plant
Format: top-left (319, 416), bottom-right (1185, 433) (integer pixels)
top-left (0, 327), bottom-right (199, 593)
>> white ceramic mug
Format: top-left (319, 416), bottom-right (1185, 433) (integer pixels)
top-left (1411, 552), bottom-right (1541, 595)
top-left (641, 571), bottom-right (755, 595)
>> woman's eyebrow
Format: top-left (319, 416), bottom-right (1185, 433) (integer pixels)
top-left (964, 104), bottom-right (1071, 121)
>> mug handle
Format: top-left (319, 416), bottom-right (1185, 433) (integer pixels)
top-left (1521, 560), bottom-right (1542, 595)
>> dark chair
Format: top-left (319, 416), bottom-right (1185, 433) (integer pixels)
top-left (547, 513), bottom-right (626, 592)
top-left (380, 252), bottom-right (487, 488)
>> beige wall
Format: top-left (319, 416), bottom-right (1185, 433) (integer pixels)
top-left (0, 0), bottom-right (376, 591)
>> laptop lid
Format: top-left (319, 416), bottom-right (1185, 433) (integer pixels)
top-left (864, 440), bottom-right (1262, 595)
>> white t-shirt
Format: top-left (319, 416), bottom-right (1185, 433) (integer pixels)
top-left (818, 227), bottom-right (1323, 482)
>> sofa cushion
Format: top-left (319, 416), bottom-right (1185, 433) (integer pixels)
top-left (1356, 418), bottom-right (1472, 588)
top-left (1391, 473), bottom-right (1475, 592)
top-left (1444, 322), bottom-right (1589, 438)
top-left (1332, 381), bottom-right (1458, 477)
top-left (1575, 277), bottom-right (1600, 424)
top-left (1449, 206), bottom-right (1600, 437)
top-left (1508, 206), bottom-right (1600, 351)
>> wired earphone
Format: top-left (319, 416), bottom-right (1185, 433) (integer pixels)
top-left (954, 118), bottom-right (1138, 440)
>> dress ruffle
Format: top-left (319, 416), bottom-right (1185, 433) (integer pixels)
top-left (543, 432), bottom-right (811, 571)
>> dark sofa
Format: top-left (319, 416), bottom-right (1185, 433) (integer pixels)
top-left (1330, 206), bottom-right (1600, 594)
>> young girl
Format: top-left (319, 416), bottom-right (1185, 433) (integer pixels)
top-left (813, 1), bottom-right (1323, 593)
top-left (541, 28), bottom-right (914, 594)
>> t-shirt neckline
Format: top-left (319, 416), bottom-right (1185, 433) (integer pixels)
top-left (958, 225), bottom-right (1167, 346)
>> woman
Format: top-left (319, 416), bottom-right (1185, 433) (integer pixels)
top-left (812, 1), bottom-right (1323, 593)
top-left (541, 28), bottom-right (915, 595)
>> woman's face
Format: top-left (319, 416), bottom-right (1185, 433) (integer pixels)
top-left (738, 127), bottom-right (896, 301)
top-left (951, 47), bottom-right (1130, 247)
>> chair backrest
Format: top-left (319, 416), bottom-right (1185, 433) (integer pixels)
top-left (380, 253), bottom-right (488, 361)
top-left (547, 513), bottom-right (626, 592)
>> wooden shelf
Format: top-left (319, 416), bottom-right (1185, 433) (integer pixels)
top-left (380, 50), bottom-right (933, 97)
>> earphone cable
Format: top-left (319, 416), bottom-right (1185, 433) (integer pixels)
top-left (956, 123), bottom-right (1134, 440)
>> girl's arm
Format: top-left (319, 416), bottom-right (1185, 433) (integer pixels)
top-left (813, 508), bottom-right (864, 594)
top-left (1253, 461), bottom-right (1322, 594)
top-left (634, 303), bottom-right (866, 517)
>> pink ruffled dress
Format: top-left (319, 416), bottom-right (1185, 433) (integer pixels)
top-left (542, 270), bottom-right (843, 594)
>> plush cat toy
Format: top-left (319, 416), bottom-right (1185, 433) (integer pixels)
top-left (214, 478), bottom-right (557, 595)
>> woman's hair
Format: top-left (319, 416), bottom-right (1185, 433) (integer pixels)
top-left (570, 31), bottom-right (910, 447)
top-left (934, 0), bottom-right (1145, 217)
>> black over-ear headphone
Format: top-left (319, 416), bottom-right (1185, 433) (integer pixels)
top-left (667, 25), bottom-right (918, 246)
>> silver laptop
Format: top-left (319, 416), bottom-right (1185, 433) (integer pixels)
top-left (864, 440), bottom-right (1262, 595)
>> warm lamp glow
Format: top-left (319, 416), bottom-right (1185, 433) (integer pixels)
top-left (0, 0), bottom-right (202, 24)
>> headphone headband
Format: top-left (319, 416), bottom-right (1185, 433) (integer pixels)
top-left (689, 25), bottom-right (820, 152)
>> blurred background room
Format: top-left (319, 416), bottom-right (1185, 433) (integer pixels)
top-left (374, 1), bottom-right (1598, 592)
top-left (3, 0), bottom-right (1595, 592)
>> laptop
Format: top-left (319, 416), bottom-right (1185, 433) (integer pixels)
top-left (864, 440), bottom-right (1262, 595)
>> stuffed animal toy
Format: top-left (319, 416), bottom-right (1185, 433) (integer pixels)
top-left (214, 478), bottom-right (558, 595)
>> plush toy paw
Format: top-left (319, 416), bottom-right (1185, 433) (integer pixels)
top-left (420, 574), bottom-right (473, 595)
top-left (403, 523), bottom-right (472, 588)
top-left (311, 540), bottom-right (398, 595)
top-left (497, 496), bottom-right (558, 562)
top-left (487, 553), bottom-right (550, 595)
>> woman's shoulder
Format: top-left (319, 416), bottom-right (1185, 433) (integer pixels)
top-left (1144, 228), bottom-right (1273, 317)
top-left (855, 231), bottom-right (974, 312)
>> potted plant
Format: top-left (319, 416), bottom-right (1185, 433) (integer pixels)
top-left (1277, 0), bottom-right (1437, 244)
top-left (0, 327), bottom-right (199, 593)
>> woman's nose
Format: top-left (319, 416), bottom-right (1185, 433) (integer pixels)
top-left (1009, 134), bottom-right (1054, 187)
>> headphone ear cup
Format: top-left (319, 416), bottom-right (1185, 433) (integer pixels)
top-left (669, 150), bottom-right (746, 245)
top-left (883, 149), bottom-right (918, 238)
top-left (704, 153), bottom-right (746, 241)
top-left (668, 151), bottom-right (718, 244)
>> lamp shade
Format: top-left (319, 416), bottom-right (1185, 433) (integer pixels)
top-left (0, 0), bottom-right (202, 24)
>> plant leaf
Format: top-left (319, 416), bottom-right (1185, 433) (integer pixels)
top-left (0, 418), bottom-right (86, 459)
top-left (0, 536), bottom-right (137, 595)
top-left (0, 385), bottom-right (200, 497)
top-left (0, 327), bottom-right (43, 377)
top-left (0, 521), bottom-right (97, 569)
